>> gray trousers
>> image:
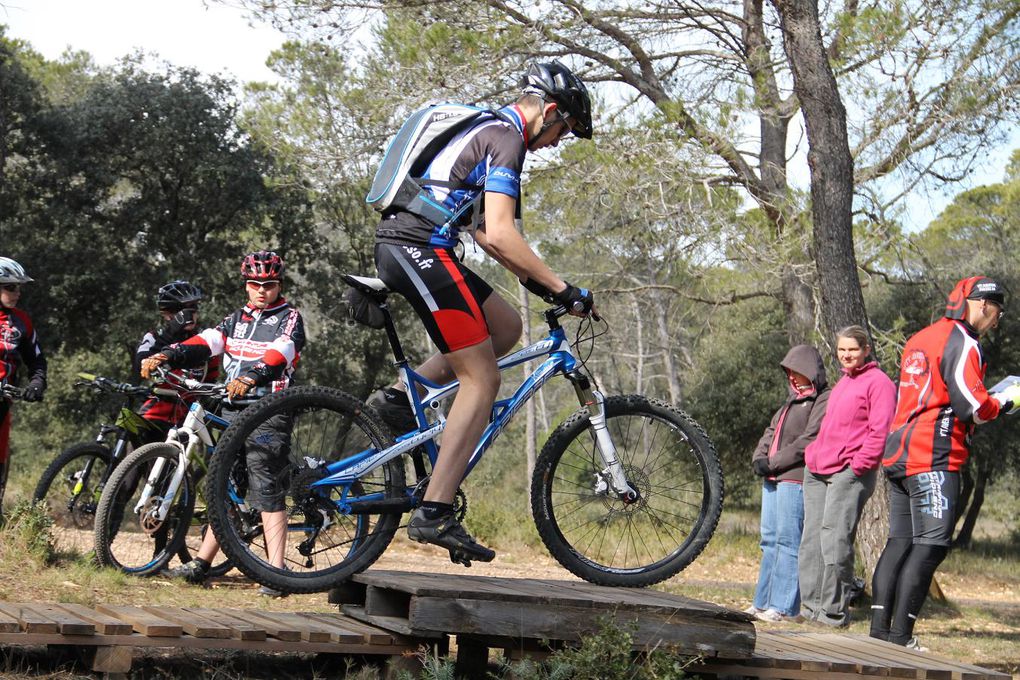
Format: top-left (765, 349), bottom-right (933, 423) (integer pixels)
top-left (799, 465), bottom-right (876, 626)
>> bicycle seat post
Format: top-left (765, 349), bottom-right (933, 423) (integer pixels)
top-left (380, 302), bottom-right (408, 367)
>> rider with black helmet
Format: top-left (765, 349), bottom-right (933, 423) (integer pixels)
top-left (371, 61), bottom-right (596, 565)
top-left (133, 280), bottom-right (219, 429)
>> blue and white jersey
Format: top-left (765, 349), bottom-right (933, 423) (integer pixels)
top-left (376, 104), bottom-right (527, 248)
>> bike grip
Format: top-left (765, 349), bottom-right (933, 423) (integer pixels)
top-left (152, 387), bottom-right (178, 397)
top-left (77, 372), bottom-right (97, 381)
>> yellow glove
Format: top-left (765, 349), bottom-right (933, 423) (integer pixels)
top-left (140, 353), bottom-right (168, 380)
top-left (994, 383), bottom-right (1020, 415)
top-left (226, 376), bottom-right (257, 400)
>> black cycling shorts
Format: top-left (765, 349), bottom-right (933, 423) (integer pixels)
top-left (375, 242), bottom-right (493, 354)
top-left (222, 406), bottom-right (293, 513)
top-left (886, 470), bottom-right (961, 547)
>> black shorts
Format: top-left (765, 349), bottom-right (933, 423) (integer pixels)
top-left (222, 406), bottom-right (293, 513)
top-left (886, 470), bottom-right (960, 547)
top-left (375, 242), bottom-right (493, 354)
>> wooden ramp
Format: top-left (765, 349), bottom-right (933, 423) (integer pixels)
top-left (0, 601), bottom-right (419, 673)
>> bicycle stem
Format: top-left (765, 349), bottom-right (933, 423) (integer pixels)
top-left (568, 371), bottom-right (638, 502)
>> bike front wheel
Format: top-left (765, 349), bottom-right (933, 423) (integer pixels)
top-left (93, 442), bottom-right (195, 576)
top-left (33, 442), bottom-right (114, 557)
top-left (207, 386), bottom-right (404, 594)
top-left (532, 395), bottom-right (724, 587)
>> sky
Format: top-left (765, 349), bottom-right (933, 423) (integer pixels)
top-left (1, 0), bottom-right (285, 84)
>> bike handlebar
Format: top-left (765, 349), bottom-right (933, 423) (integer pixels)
top-left (149, 366), bottom-right (265, 403)
top-left (74, 373), bottom-right (153, 397)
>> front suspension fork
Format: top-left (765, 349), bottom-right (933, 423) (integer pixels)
top-left (567, 372), bottom-right (638, 502)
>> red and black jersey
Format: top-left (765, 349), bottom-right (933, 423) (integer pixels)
top-left (134, 328), bottom-right (221, 425)
top-left (177, 298), bottom-right (305, 392)
top-left (883, 316), bottom-right (999, 478)
top-left (0, 307), bottom-right (46, 386)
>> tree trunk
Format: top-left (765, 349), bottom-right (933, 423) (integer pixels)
top-left (772, 0), bottom-right (881, 573)
top-left (655, 294), bottom-right (683, 405)
top-left (770, 0), bottom-right (868, 340)
top-left (782, 266), bottom-right (815, 345)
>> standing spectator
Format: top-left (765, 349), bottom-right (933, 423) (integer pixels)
top-left (0, 257), bottom-right (46, 517)
top-left (799, 325), bottom-right (896, 627)
top-left (871, 276), bottom-right (1019, 648)
top-left (141, 251), bottom-right (305, 597)
top-left (747, 345), bottom-right (830, 622)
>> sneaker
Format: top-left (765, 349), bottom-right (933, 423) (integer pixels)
top-left (407, 508), bottom-right (495, 566)
top-left (367, 388), bottom-right (419, 435)
top-left (904, 637), bottom-right (929, 653)
top-left (743, 605), bottom-right (765, 616)
top-left (162, 559), bottom-right (210, 584)
top-left (258, 585), bottom-right (288, 599)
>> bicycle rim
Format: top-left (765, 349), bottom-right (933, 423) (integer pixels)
top-left (33, 442), bottom-right (112, 557)
top-left (94, 443), bottom-right (194, 575)
top-left (533, 395), bottom-right (723, 587)
top-left (208, 386), bottom-right (405, 593)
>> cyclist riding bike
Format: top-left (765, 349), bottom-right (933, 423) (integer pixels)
top-left (0, 257), bottom-right (47, 517)
top-left (141, 250), bottom-right (305, 596)
top-left (134, 280), bottom-right (220, 439)
top-left (370, 61), bottom-right (595, 563)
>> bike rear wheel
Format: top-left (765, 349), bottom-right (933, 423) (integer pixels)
top-left (207, 386), bottom-right (404, 594)
top-left (93, 442), bottom-right (195, 576)
top-left (532, 395), bottom-right (724, 587)
top-left (33, 442), bottom-right (113, 557)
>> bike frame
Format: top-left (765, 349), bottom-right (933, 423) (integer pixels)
top-left (312, 307), bottom-right (636, 506)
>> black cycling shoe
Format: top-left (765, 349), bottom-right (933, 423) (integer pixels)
top-left (162, 558), bottom-right (210, 584)
top-left (367, 387), bottom-right (419, 435)
top-left (258, 585), bottom-right (289, 599)
top-left (406, 508), bottom-right (495, 565)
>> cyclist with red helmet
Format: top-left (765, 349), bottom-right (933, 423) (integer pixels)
top-left (133, 280), bottom-right (220, 433)
top-left (0, 257), bottom-right (47, 516)
top-left (370, 62), bottom-right (596, 563)
top-left (141, 251), bottom-right (305, 595)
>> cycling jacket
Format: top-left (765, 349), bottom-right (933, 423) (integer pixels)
top-left (884, 314), bottom-right (1000, 479)
top-left (173, 298), bottom-right (305, 391)
top-left (134, 327), bottom-right (221, 424)
top-left (376, 104), bottom-right (527, 248)
top-left (0, 307), bottom-right (46, 387)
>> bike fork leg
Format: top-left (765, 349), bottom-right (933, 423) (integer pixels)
top-left (567, 372), bottom-right (637, 501)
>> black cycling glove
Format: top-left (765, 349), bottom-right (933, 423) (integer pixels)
top-left (554, 283), bottom-right (595, 315)
top-left (752, 458), bottom-right (771, 477)
top-left (22, 377), bottom-right (46, 402)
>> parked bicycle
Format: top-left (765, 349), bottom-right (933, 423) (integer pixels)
top-left (32, 374), bottom-right (168, 556)
top-left (92, 369), bottom-right (264, 576)
top-left (205, 274), bottom-right (724, 594)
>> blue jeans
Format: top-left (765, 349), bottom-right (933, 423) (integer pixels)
top-left (753, 480), bottom-right (804, 616)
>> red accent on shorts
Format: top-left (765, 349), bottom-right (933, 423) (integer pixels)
top-left (435, 249), bottom-right (489, 351)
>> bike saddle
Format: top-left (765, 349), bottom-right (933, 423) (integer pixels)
top-left (341, 274), bottom-right (389, 301)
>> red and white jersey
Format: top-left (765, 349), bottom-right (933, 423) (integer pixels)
top-left (0, 307), bottom-right (46, 386)
top-left (184, 298), bottom-right (305, 392)
top-left (884, 316), bottom-right (998, 478)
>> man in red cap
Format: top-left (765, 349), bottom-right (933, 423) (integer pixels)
top-left (870, 276), bottom-right (1019, 649)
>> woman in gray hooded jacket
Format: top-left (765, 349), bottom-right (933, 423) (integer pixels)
top-left (747, 344), bottom-right (830, 621)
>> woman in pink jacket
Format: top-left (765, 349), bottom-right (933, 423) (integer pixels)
top-left (799, 325), bottom-right (896, 627)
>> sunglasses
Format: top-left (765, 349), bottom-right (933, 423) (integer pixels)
top-left (246, 280), bottom-right (281, 291)
top-left (1, 283), bottom-right (20, 293)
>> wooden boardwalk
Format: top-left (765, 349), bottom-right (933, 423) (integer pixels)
top-left (0, 570), bottom-right (1010, 678)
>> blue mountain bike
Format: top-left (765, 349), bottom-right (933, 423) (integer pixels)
top-left (206, 274), bottom-right (724, 593)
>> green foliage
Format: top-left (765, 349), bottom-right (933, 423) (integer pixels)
top-left (0, 500), bottom-right (55, 567)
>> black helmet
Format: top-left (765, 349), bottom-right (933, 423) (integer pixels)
top-left (156, 280), bottom-right (203, 311)
top-left (520, 61), bottom-right (593, 139)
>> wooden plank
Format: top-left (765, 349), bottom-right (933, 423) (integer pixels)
top-left (299, 613), bottom-right (374, 644)
top-left (404, 596), bottom-right (754, 656)
top-left (753, 632), bottom-right (889, 675)
top-left (245, 611), bottom-right (333, 643)
top-left (759, 632), bottom-right (881, 675)
top-left (317, 614), bottom-right (403, 645)
top-left (828, 635), bottom-right (1005, 680)
top-left (238, 610), bottom-right (304, 642)
top-left (180, 608), bottom-right (267, 641)
top-left (0, 604), bottom-right (26, 633)
top-left (19, 604), bottom-right (95, 636)
top-left (0, 603), bottom-right (59, 634)
top-left (94, 605), bottom-right (182, 637)
top-left (50, 603), bottom-right (134, 636)
top-left (342, 605), bottom-right (445, 639)
top-left (142, 607), bottom-right (232, 639)
top-left (87, 646), bottom-right (134, 673)
top-left (795, 634), bottom-right (949, 679)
